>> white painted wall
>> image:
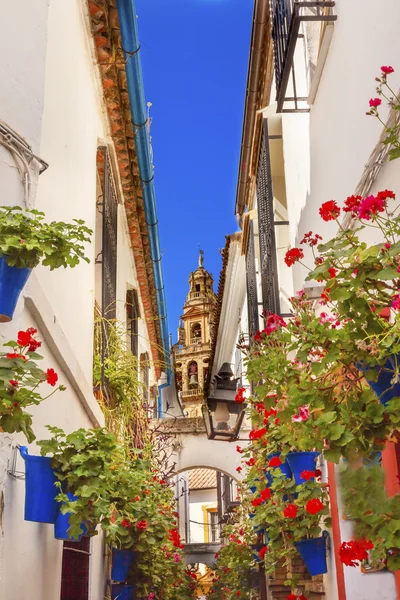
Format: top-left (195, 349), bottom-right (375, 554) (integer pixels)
top-left (188, 488), bottom-right (217, 543)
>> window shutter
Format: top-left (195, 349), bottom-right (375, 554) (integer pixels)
top-left (60, 538), bottom-right (90, 600)
top-left (126, 289), bottom-right (139, 358)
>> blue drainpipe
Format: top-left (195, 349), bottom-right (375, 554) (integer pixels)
top-left (116, 0), bottom-right (170, 416)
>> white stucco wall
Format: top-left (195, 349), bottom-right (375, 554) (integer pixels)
top-left (188, 487), bottom-right (217, 543)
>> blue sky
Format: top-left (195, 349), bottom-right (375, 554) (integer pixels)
top-left (135, 0), bottom-right (253, 339)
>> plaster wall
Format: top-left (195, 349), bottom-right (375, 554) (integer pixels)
top-left (188, 488), bottom-right (217, 543)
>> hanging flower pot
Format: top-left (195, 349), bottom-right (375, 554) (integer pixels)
top-left (295, 535), bottom-right (328, 576)
top-left (286, 452), bottom-right (320, 485)
top-left (265, 452), bottom-right (292, 485)
top-left (0, 257), bottom-right (31, 322)
top-left (54, 492), bottom-right (87, 541)
top-left (111, 584), bottom-right (136, 600)
top-left (111, 548), bottom-right (136, 583)
top-left (19, 446), bottom-right (58, 523)
top-left (356, 358), bottom-right (400, 406)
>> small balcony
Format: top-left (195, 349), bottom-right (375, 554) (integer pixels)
top-left (272, 0), bottom-right (336, 112)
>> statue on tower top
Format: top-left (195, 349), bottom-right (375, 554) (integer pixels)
top-left (198, 249), bottom-right (204, 268)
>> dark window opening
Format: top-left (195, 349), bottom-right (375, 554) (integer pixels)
top-left (126, 289), bottom-right (140, 359)
top-left (195, 284), bottom-right (201, 292)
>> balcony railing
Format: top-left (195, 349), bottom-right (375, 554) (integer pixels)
top-left (271, 0), bottom-right (336, 112)
top-left (181, 388), bottom-right (203, 399)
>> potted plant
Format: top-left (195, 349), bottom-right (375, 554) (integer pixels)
top-left (0, 206), bottom-right (92, 321)
top-left (0, 327), bottom-right (65, 443)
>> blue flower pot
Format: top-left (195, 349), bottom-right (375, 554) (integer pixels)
top-left (54, 492), bottom-right (87, 541)
top-left (111, 549), bottom-right (136, 582)
top-left (111, 584), bottom-right (136, 600)
top-left (19, 446), bottom-right (58, 523)
top-left (286, 452), bottom-right (320, 485)
top-left (265, 452), bottom-right (292, 485)
top-left (0, 257), bottom-right (31, 322)
top-left (356, 358), bottom-right (400, 406)
top-left (295, 535), bottom-right (327, 576)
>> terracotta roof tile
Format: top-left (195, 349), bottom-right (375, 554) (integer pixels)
top-left (188, 468), bottom-right (217, 490)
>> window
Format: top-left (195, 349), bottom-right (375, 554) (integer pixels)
top-left (126, 289), bottom-right (140, 358)
top-left (209, 510), bottom-right (219, 543)
top-left (195, 284), bottom-right (201, 292)
top-left (60, 538), bottom-right (90, 600)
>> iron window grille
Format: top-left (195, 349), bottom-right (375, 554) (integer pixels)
top-left (60, 538), bottom-right (90, 600)
top-left (246, 220), bottom-right (260, 339)
top-left (271, 0), bottom-right (336, 112)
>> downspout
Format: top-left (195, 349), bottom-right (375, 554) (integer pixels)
top-left (116, 0), bottom-right (171, 415)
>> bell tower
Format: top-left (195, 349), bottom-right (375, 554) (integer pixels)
top-left (173, 251), bottom-right (217, 417)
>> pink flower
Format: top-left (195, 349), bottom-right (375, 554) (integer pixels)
top-left (173, 553), bottom-right (181, 563)
top-left (381, 66), bottom-right (394, 75)
top-left (392, 295), bottom-right (400, 310)
top-left (358, 195), bottom-right (385, 220)
top-left (292, 405), bottom-right (310, 423)
top-left (369, 98), bottom-right (382, 108)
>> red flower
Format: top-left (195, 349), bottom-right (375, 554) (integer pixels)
top-left (343, 194), bottom-right (362, 216)
top-left (168, 529), bottom-right (184, 548)
top-left (134, 495), bottom-right (140, 501)
top-left (319, 200), bottom-right (341, 221)
top-left (28, 339), bottom-right (42, 352)
top-left (314, 469), bottom-right (322, 479)
top-left (339, 540), bottom-right (373, 567)
top-left (9, 380), bottom-right (18, 387)
top-left (121, 519), bottom-right (131, 528)
top-left (137, 520), bottom-right (148, 530)
top-left (7, 353), bottom-right (26, 361)
top-left (259, 546), bottom-right (268, 559)
top-left (284, 247), bottom-right (304, 267)
top-left (17, 330), bottom-right (33, 347)
top-left (236, 592), bottom-right (241, 597)
top-left (305, 498), bottom-right (325, 515)
top-left (46, 368), bottom-right (58, 386)
top-left (268, 456), bottom-right (282, 468)
top-left (246, 458), bottom-right (256, 467)
top-left (236, 466), bottom-right (242, 473)
top-left (327, 267), bottom-right (338, 279)
top-left (377, 189), bottom-right (395, 201)
top-left (236, 445), bottom-right (243, 453)
top-left (369, 98), bottom-right (382, 108)
top-left (358, 194), bottom-right (386, 220)
top-left (235, 387), bottom-right (246, 403)
top-left (300, 231), bottom-right (322, 247)
top-left (249, 428), bottom-right (267, 440)
top-left (251, 497), bottom-right (263, 507)
top-left (260, 487), bottom-right (271, 501)
top-left (300, 470), bottom-right (315, 481)
top-left (287, 595), bottom-right (297, 600)
top-left (381, 66), bottom-right (394, 74)
top-left (283, 504), bottom-right (297, 518)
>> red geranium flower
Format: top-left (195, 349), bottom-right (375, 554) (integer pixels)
top-left (319, 200), bottom-right (341, 221)
top-left (305, 498), bottom-right (325, 515)
top-left (300, 470), bottom-right (315, 481)
top-left (28, 339), bottom-right (42, 352)
top-left (137, 520), bottom-right (148, 530)
top-left (9, 380), bottom-right (19, 387)
top-left (7, 353), bottom-right (26, 361)
top-left (327, 267), bottom-right (338, 279)
top-left (381, 66), bottom-right (394, 74)
top-left (284, 247), bottom-right (304, 267)
top-left (339, 539), bottom-right (373, 567)
top-left (235, 387), bottom-right (246, 404)
top-left (46, 368), bottom-right (58, 386)
top-left (287, 594), bottom-right (297, 600)
top-left (236, 466), bottom-right (242, 473)
top-left (260, 488), bottom-right (271, 501)
top-left (17, 330), bottom-right (33, 347)
top-left (236, 445), bottom-right (243, 453)
top-left (377, 189), bottom-right (395, 201)
top-left (251, 497), bottom-right (263, 507)
top-left (259, 546), bottom-right (268, 560)
top-left (283, 504), bottom-right (297, 518)
top-left (343, 194), bottom-right (362, 216)
top-left (249, 428), bottom-right (267, 440)
top-left (369, 98), bottom-right (382, 108)
top-left (121, 519), bottom-right (131, 528)
top-left (268, 456), bottom-right (282, 467)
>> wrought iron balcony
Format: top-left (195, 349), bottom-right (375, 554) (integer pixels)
top-left (271, 0), bottom-right (336, 112)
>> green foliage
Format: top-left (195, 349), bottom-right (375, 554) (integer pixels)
top-left (0, 206), bottom-right (92, 269)
top-left (340, 462), bottom-right (400, 571)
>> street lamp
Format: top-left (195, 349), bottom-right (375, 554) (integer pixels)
top-left (202, 363), bottom-right (246, 441)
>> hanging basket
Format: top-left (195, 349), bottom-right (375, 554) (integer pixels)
top-left (0, 257), bottom-right (31, 322)
top-left (111, 548), bottom-right (136, 583)
top-left (265, 452), bottom-right (292, 485)
top-left (54, 492), bottom-right (87, 541)
top-left (356, 358), bottom-right (400, 406)
top-left (286, 452), bottom-right (320, 485)
top-left (295, 535), bottom-right (328, 576)
top-left (111, 584), bottom-right (136, 600)
top-left (19, 446), bottom-right (58, 524)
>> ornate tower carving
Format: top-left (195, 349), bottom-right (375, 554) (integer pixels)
top-left (173, 251), bottom-right (217, 417)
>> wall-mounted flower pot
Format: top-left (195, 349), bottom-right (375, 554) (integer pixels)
top-left (356, 358), bottom-right (400, 406)
top-left (111, 548), bottom-right (136, 583)
top-left (111, 584), bottom-right (136, 600)
top-left (286, 452), bottom-right (320, 485)
top-left (0, 257), bottom-right (31, 322)
top-left (54, 492), bottom-right (87, 541)
top-left (265, 452), bottom-right (292, 485)
top-left (295, 535), bottom-right (327, 576)
top-left (19, 446), bottom-right (58, 523)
